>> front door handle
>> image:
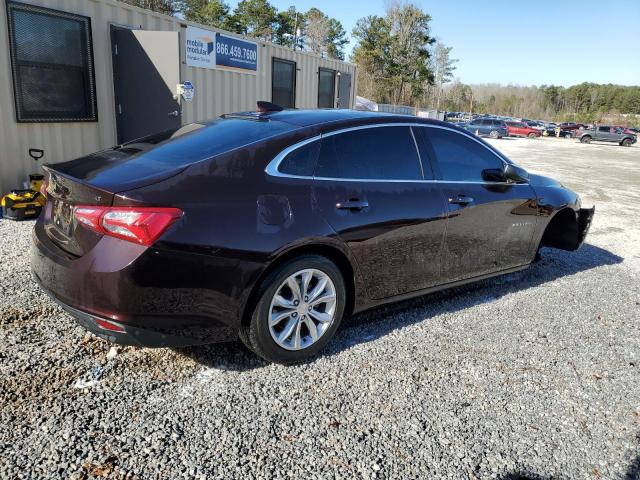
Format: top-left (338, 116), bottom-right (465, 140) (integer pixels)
top-left (168, 110), bottom-right (181, 117)
top-left (448, 195), bottom-right (474, 206)
top-left (336, 199), bottom-right (369, 211)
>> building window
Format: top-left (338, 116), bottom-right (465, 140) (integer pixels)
top-left (272, 58), bottom-right (295, 109)
top-left (6, 1), bottom-right (97, 122)
top-left (318, 68), bottom-right (335, 108)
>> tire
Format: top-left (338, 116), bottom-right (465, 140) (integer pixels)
top-left (580, 135), bottom-right (591, 144)
top-left (621, 138), bottom-right (632, 147)
top-left (528, 132), bottom-right (537, 138)
top-left (489, 130), bottom-right (499, 139)
top-left (240, 255), bottom-right (346, 364)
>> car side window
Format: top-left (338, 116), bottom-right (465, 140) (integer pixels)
top-left (278, 140), bottom-right (319, 177)
top-left (598, 126), bottom-right (609, 133)
top-left (315, 126), bottom-right (422, 180)
top-left (423, 127), bottom-right (504, 182)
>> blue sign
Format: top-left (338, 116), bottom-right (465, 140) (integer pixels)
top-left (215, 33), bottom-right (258, 72)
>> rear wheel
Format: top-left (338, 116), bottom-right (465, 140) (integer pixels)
top-left (528, 132), bottom-right (537, 138)
top-left (240, 255), bottom-right (346, 364)
top-left (621, 138), bottom-right (632, 147)
top-left (580, 135), bottom-right (591, 143)
top-left (489, 130), bottom-right (499, 139)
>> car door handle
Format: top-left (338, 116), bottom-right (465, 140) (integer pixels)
top-left (336, 199), bottom-right (369, 211)
top-left (168, 110), bottom-right (181, 117)
top-left (448, 195), bottom-right (474, 206)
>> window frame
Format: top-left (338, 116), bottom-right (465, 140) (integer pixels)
top-left (265, 123), bottom-right (513, 184)
top-left (271, 57), bottom-right (296, 109)
top-left (5, 1), bottom-right (98, 123)
top-left (317, 67), bottom-right (336, 108)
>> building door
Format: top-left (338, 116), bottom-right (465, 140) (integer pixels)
top-left (272, 58), bottom-right (296, 108)
top-left (337, 72), bottom-right (351, 109)
top-left (110, 26), bottom-right (181, 144)
top-left (318, 68), bottom-right (336, 108)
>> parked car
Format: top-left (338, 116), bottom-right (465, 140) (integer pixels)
top-left (31, 107), bottom-right (595, 364)
top-left (579, 125), bottom-right (637, 146)
top-left (505, 121), bottom-right (542, 138)
top-left (558, 122), bottom-right (586, 132)
top-left (465, 118), bottom-right (508, 138)
top-left (524, 120), bottom-right (546, 131)
top-left (550, 128), bottom-right (574, 138)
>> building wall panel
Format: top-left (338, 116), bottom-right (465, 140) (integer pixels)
top-left (0, 0), bottom-right (356, 194)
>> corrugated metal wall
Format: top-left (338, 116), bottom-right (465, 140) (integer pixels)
top-left (0, 0), bottom-right (357, 194)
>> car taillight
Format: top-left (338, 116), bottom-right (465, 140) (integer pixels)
top-left (74, 206), bottom-right (182, 246)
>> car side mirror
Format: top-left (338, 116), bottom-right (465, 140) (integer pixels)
top-left (504, 163), bottom-right (529, 183)
top-left (482, 168), bottom-right (506, 182)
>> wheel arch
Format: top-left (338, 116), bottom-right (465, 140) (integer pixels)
top-left (241, 242), bottom-right (357, 327)
top-left (539, 207), bottom-right (580, 251)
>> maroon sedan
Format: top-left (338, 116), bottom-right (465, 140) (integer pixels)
top-left (32, 106), bottom-right (594, 364)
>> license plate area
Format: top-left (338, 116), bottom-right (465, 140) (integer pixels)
top-left (52, 199), bottom-right (74, 237)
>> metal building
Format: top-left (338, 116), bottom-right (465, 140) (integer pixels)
top-left (0, 0), bottom-right (357, 194)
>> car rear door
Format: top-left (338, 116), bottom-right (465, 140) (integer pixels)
top-left (312, 124), bottom-right (448, 299)
top-left (415, 126), bottom-right (539, 282)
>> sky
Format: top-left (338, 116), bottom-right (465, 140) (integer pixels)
top-left (228, 0), bottom-right (640, 87)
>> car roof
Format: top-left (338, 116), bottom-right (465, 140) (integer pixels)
top-left (223, 108), bottom-right (451, 130)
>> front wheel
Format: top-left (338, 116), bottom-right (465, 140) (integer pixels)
top-left (241, 255), bottom-right (346, 364)
top-left (621, 138), bottom-right (632, 147)
top-left (489, 130), bottom-right (499, 139)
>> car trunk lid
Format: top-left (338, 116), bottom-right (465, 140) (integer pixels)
top-left (42, 166), bottom-right (116, 257)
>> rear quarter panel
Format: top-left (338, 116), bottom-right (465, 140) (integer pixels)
top-left (114, 128), bottom-right (363, 326)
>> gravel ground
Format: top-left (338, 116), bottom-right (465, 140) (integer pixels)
top-left (1, 136), bottom-right (639, 480)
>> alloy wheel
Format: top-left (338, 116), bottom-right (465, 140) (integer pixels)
top-left (268, 269), bottom-right (337, 351)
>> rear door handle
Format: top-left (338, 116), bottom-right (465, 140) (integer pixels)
top-left (336, 199), bottom-right (369, 211)
top-left (448, 195), bottom-right (474, 206)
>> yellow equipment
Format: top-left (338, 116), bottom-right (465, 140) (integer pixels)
top-left (1, 149), bottom-right (46, 221)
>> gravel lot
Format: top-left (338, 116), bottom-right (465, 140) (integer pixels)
top-left (1, 136), bottom-right (639, 480)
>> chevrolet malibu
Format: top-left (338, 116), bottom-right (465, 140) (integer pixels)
top-left (32, 106), bottom-right (594, 364)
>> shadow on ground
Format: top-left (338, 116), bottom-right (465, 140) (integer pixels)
top-left (177, 243), bottom-right (622, 371)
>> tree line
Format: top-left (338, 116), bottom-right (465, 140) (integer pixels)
top-left (440, 82), bottom-right (640, 124)
top-left (121, 0), bottom-right (348, 59)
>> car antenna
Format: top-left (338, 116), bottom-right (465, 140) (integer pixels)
top-left (256, 101), bottom-right (283, 113)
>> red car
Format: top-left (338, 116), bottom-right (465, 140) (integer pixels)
top-left (505, 121), bottom-right (542, 138)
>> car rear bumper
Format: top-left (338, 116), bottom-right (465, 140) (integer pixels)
top-left (31, 219), bottom-right (239, 347)
top-left (38, 286), bottom-right (201, 347)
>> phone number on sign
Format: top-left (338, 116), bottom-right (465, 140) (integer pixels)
top-left (216, 43), bottom-right (257, 61)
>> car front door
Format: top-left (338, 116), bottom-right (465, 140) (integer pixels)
top-left (415, 125), bottom-right (539, 283)
top-left (312, 125), bottom-right (448, 299)
top-left (596, 126), bottom-right (612, 141)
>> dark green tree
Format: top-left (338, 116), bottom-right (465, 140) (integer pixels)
top-left (178, 0), bottom-right (230, 28)
top-left (230, 0), bottom-right (277, 41)
top-left (325, 17), bottom-right (348, 60)
top-left (352, 3), bottom-right (434, 105)
top-left (274, 6), bottom-right (303, 49)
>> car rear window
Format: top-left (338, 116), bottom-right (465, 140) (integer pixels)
top-left (114, 118), bottom-right (298, 167)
